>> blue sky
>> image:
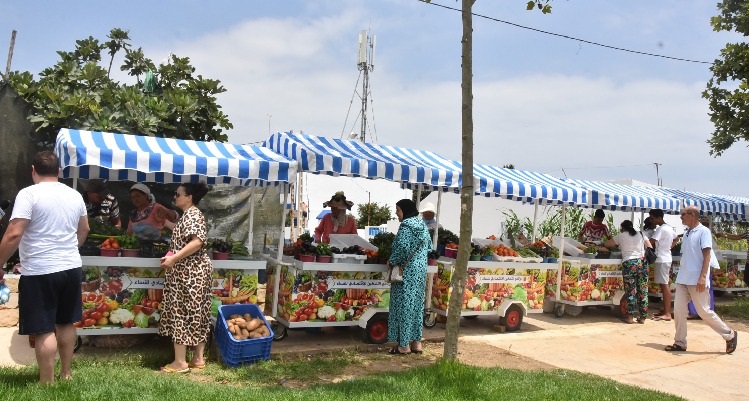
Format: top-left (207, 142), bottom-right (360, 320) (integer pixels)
top-left (1, 1), bottom-right (747, 219)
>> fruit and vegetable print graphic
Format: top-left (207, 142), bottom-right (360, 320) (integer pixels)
top-left (77, 265), bottom-right (260, 329)
top-left (647, 260), bottom-right (680, 295)
top-left (430, 262), bottom-right (559, 312)
top-left (559, 261), bottom-right (623, 302)
top-left (712, 259), bottom-right (747, 289)
top-left (276, 266), bottom-right (390, 323)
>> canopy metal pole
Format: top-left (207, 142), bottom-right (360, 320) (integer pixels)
top-left (630, 209), bottom-right (635, 223)
top-left (273, 182), bottom-right (290, 318)
top-left (640, 210), bottom-right (644, 231)
top-left (433, 190), bottom-right (442, 250)
top-left (247, 186), bottom-right (256, 254)
top-left (531, 203), bottom-right (539, 243)
top-left (415, 187), bottom-right (423, 210)
top-left (556, 204), bottom-right (567, 302)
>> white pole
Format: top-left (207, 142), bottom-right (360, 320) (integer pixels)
top-left (556, 204), bottom-right (567, 302)
top-left (532, 203), bottom-right (539, 243)
top-left (639, 210), bottom-right (644, 231)
top-left (415, 186), bottom-right (423, 210)
top-left (433, 190), bottom-right (442, 250)
top-left (247, 186), bottom-right (256, 254)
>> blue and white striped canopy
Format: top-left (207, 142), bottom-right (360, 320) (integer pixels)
top-left (55, 129), bottom-right (297, 185)
top-left (563, 178), bottom-right (681, 213)
top-left (472, 165), bottom-right (588, 206)
top-left (657, 187), bottom-right (745, 220)
top-left (263, 132), bottom-right (462, 189)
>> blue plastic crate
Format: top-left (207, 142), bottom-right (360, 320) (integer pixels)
top-left (215, 304), bottom-right (274, 367)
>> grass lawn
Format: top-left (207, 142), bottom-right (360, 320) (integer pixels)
top-left (0, 349), bottom-right (685, 401)
top-left (715, 296), bottom-right (749, 319)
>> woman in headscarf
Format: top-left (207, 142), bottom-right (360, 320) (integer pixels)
top-left (126, 183), bottom-right (179, 240)
top-left (387, 199), bottom-right (432, 355)
top-left (314, 191), bottom-right (358, 243)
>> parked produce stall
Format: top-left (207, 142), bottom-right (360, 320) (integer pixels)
top-left (713, 250), bottom-right (747, 292)
top-left (262, 132), bottom-right (461, 341)
top-left (414, 165), bottom-right (590, 328)
top-left (54, 128), bottom-right (297, 339)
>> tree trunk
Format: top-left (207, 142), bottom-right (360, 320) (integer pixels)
top-left (443, 0), bottom-right (474, 361)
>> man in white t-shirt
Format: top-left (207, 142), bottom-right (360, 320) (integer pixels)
top-left (664, 206), bottom-right (736, 354)
top-left (648, 209), bottom-right (678, 321)
top-left (0, 151), bottom-right (89, 384)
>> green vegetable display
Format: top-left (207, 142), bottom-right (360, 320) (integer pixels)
top-left (129, 289), bottom-right (147, 306)
top-left (511, 285), bottom-right (527, 302)
top-left (119, 234), bottom-right (140, 249)
top-left (133, 311), bottom-right (149, 328)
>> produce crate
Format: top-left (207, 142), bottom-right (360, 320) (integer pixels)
top-left (139, 240), bottom-right (170, 258)
top-left (332, 254), bottom-right (367, 264)
top-left (215, 304), bottom-right (274, 367)
top-left (328, 234), bottom-right (378, 252)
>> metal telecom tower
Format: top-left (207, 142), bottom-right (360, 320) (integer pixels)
top-left (357, 30), bottom-right (376, 143)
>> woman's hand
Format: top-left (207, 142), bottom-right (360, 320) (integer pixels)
top-left (160, 254), bottom-right (176, 270)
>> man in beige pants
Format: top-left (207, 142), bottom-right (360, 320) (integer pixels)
top-left (665, 206), bottom-right (737, 353)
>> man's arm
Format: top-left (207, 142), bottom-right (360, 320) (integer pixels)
top-left (0, 218), bottom-right (29, 266)
top-left (77, 215), bottom-right (90, 246)
top-left (716, 232), bottom-right (744, 241)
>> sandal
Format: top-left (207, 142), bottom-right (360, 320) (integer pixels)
top-left (664, 344), bottom-right (687, 352)
top-left (160, 365), bottom-right (190, 373)
top-left (726, 331), bottom-right (738, 354)
top-left (388, 347), bottom-right (410, 355)
top-left (651, 315), bottom-right (672, 322)
top-left (619, 317), bottom-right (635, 324)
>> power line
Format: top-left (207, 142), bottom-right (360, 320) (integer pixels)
top-left (420, 0), bottom-right (713, 65)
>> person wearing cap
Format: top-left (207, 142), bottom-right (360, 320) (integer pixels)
top-left (126, 183), bottom-right (179, 240)
top-left (314, 192), bottom-right (358, 243)
top-left (419, 202), bottom-right (441, 231)
top-left (83, 179), bottom-right (121, 227)
top-left (577, 209), bottom-right (610, 244)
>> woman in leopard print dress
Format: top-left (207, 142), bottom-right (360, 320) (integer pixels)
top-left (158, 183), bottom-right (212, 373)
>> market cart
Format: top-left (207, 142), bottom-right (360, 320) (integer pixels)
top-left (713, 250), bottom-right (748, 293)
top-left (262, 131), bottom-right (461, 342)
top-left (54, 128), bottom-right (297, 344)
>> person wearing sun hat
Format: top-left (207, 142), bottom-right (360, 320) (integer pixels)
top-left (314, 191), bottom-right (358, 243)
top-left (126, 183), bottom-right (179, 240)
top-left (419, 202), bottom-right (441, 231)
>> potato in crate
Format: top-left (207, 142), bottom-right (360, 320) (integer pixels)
top-left (215, 304), bottom-right (274, 367)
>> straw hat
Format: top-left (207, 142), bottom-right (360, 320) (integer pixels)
top-left (323, 191), bottom-right (354, 210)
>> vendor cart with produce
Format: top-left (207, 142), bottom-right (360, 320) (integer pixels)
top-left (262, 132), bottom-right (461, 342)
top-left (713, 250), bottom-right (747, 293)
top-left (54, 128), bottom-right (297, 351)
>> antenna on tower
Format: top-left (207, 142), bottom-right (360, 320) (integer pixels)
top-left (357, 30), bottom-right (375, 143)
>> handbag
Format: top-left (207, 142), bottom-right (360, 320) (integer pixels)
top-left (387, 240), bottom-right (424, 284)
top-left (641, 233), bottom-right (656, 264)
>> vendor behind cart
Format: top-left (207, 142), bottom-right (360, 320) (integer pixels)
top-left (577, 209), bottom-right (610, 244)
top-left (314, 191), bottom-right (357, 243)
top-left (83, 179), bottom-right (121, 227)
top-left (126, 183), bottom-right (179, 240)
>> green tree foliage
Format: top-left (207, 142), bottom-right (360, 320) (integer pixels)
top-left (355, 202), bottom-right (392, 228)
top-left (703, 0), bottom-right (749, 156)
top-left (6, 28), bottom-right (232, 148)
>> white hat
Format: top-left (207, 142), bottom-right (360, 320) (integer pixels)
top-left (419, 202), bottom-right (436, 213)
top-left (130, 183), bottom-right (151, 196)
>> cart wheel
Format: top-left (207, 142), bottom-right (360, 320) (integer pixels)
top-left (554, 304), bottom-right (565, 318)
top-left (270, 321), bottom-right (288, 341)
top-left (565, 305), bottom-right (584, 317)
top-left (617, 297), bottom-right (628, 318)
top-left (462, 315), bottom-right (478, 320)
top-left (423, 312), bottom-right (437, 328)
top-left (499, 304), bottom-right (523, 332)
top-left (73, 336), bottom-right (82, 353)
top-left (363, 313), bottom-right (389, 344)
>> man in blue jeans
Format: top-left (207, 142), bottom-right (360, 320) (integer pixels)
top-left (0, 151), bottom-right (90, 383)
top-left (665, 206), bottom-right (737, 354)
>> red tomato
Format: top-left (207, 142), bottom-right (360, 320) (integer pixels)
top-left (141, 298), bottom-right (150, 307)
top-left (304, 308), bottom-right (313, 316)
top-left (73, 321), bottom-right (83, 328)
top-left (289, 316), bottom-right (298, 322)
top-left (83, 318), bottom-right (96, 327)
top-left (132, 305), bottom-right (143, 315)
top-left (90, 312), bottom-right (102, 321)
top-left (298, 314), bottom-right (308, 321)
top-left (96, 303), bottom-right (108, 313)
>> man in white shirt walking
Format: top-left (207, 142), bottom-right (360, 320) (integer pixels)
top-left (649, 209), bottom-right (677, 321)
top-left (0, 151), bottom-right (90, 383)
top-left (664, 206), bottom-right (737, 354)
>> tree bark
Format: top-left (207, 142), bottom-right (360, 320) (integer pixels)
top-left (443, 0), bottom-right (474, 361)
